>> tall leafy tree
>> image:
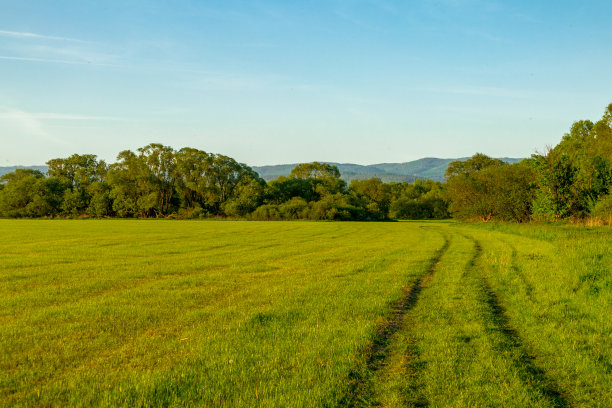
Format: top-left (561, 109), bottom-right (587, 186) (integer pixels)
top-left (289, 162), bottom-right (341, 179)
top-left (107, 150), bottom-right (144, 217)
top-left (174, 147), bottom-right (213, 211)
top-left (348, 178), bottom-right (391, 220)
top-left (532, 104), bottom-right (612, 218)
top-left (136, 143), bottom-right (178, 216)
top-left (46, 154), bottom-right (108, 216)
top-left (445, 154), bottom-right (535, 221)
top-left (0, 169), bottom-right (64, 217)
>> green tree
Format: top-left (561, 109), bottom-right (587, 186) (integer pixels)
top-left (265, 177), bottom-right (319, 204)
top-left (137, 143), bottom-right (178, 216)
top-left (533, 104), bottom-right (612, 218)
top-left (445, 154), bottom-right (534, 221)
top-left (107, 150), bottom-right (144, 217)
top-left (87, 181), bottom-right (112, 218)
top-left (348, 178), bottom-right (391, 220)
top-left (445, 153), bottom-right (505, 179)
top-left (174, 147), bottom-right (213, 212)
top-left (222, 177), bottom-right (265, 217)
top-left (0, 170), bottom-right (64, 217)
top-left (46, 154), bottom-right (108, 216)
top-left (290, 162), bottom-right (341, 179)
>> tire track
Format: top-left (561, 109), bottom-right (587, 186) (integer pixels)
top-left (499, 239), bottom-right (536, 301)
top-left (338, 231), bottom-right (450, 407)
top-left (499, 236), bottom-right (612, 383)
top-left (461, 233), bottom-right (570, 408)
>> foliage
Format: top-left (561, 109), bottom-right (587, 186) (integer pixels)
top-left (289, 161), bottom-right (341, 179)
top-left (530, 103), bottom-right (612, 219)
top-left (590, 193), bottom-right (612, 222)
top-left (388, 179), bottom-right (449, 220)
top-left (442, 101), bottom-right (612, 222)
top-left (445, 155), bottom-right (536, 221)
top-left (0, 144), bottom-right (269, 219)
top-left (348, 178), bottom-right (391, 220)
top-left (0, 169), bottom-right (63, 217)
top-left (0, 148), bottom-right (448, 220)
top-left (3, 102), bottom-right (612, 222)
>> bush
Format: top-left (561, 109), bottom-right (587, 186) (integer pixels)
top-left (278, 197), bottom-right (309, 219)
top-left (591, 194), bottom-right (612, 224)
top-left (176, 206), bottom-right (206, 219)
top-left (251, 204), bottom-right (281, 220)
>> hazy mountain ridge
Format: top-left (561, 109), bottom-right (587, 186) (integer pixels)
top-left (1, 157), bottom-right (524, 182)
top-left (0, 166), bottom-right (49, 178)
top-left (253, 157), bottom-right (524, 182)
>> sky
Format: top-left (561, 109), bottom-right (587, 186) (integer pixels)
top-left (1, 0), bottom-right (612, 166)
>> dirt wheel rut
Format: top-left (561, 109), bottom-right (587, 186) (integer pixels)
top-left (338, 233), bottom-right (450, 407)
top-left (462, 234), bottom-right (570, 408)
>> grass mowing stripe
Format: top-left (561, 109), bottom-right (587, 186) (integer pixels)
top-left (338, 229), bottom-right (450, 407)
top-left (2, 227), bottom-right (370, 313)
top-left (1, 220), bottom-right (444, 407)
top-left (2, 220), bottom-right (610, 406)
top-left (462, 233), bottom-right (570, 408)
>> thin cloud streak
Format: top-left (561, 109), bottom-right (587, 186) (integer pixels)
top-left (0, 108), bottom-right (70, 146)
top-left (0, 55), bottom-right (120, 67)
top-left (0, 29), bottom-right (83, 42)
top-left (0, 110), bottom-right (120, 121)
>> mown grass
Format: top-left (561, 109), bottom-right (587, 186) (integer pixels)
top-left (362, 222), bottom-right (611, 408)
top-left (0, 220), bottom-right (610, 407)
top-left (462, 222), bottom-right (612, 407)
top-left (371, 232), bottom-right (555, 407)
top-left (0, 220), bottom-right (445, 407)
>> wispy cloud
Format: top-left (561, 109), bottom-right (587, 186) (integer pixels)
top-left (0, 28), bottom-right (120, 66)
top-left (0, 109), bottom-right (119, 121)
top-left (0, 108), bottom-right (123, 148)
top-left (0, 29), bottom-right (82, 42)
top-left (0, 108), bottom-right (67, 145)
top-left (0, 55), bottom-right (119, 67)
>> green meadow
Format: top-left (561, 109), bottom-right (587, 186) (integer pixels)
top-left (0, 220), bottom-right (610, 407)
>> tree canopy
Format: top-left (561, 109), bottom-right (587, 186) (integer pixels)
top-left (0, 144), bottom-right (447, 221)
top-left (2, 101), bottom-right (611, 223)
top-left (444, 102), bottom-right (612, 222)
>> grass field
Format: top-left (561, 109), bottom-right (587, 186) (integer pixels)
top-left (0, 220), bottom-right (610, 407)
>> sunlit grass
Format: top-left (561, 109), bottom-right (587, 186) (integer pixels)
top-left (0, 220), bottom-right (610, 407)
top-left (463, 222), bottom-right (612, 407)
top-left (0, 220), bottom-right (443, 407)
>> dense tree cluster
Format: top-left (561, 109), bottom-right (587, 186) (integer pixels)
top-left (0, 144), bottom-right (448, 220)
top-left (255, 169), bottom-right (447, 220)
top-left (444, 154), bottom-right (536, 222)
top-left (2, 102), bottom-right (611, 223)
top-left (0, 144), bottom-right (263, 219)
top-left (445, 103), bottom-right (612, 222)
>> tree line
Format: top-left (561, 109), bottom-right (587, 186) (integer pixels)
top-left (445, 103), bottom-right (612, 223)
top-left (0, 144), bottom-right (448, 220)
top-left (1, 102), bottom-right (611, 223)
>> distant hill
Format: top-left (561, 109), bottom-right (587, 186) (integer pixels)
top-left (0, 166), bottom-right (48, 177)
top-left (1, 157), bottom-right (525, 183)
top-left (253, 157), bottom-right (524, 182)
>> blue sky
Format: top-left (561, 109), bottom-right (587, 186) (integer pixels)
top-left (1, 0), bottom-right (611, 166)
